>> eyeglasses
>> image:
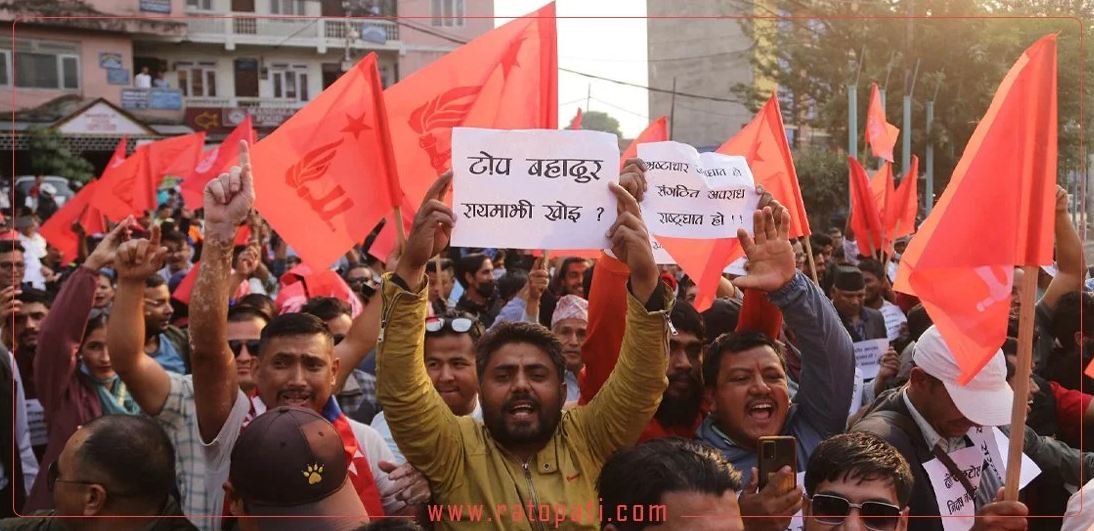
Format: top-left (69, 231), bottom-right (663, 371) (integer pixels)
top-left (228, 339), bottom-right (261, 357)
top-left (425, 316), bottom-right (475, 334)
top-left (47, 461), bottom-right (97, 493)
top-left (806, 494), bottom-right (902, 531)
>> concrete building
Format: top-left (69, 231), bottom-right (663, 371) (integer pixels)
top-left (2, 0), bottom-right (492, 175)
top-left (646, 1), bottom-right (756, 151)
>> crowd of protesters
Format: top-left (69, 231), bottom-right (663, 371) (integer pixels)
top-left (0, 149), bottom-right (1092, 531)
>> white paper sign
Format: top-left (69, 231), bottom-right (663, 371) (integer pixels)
top-left (853, 338), bottom-right (889, 380)
top-left (637, 141), bottom-right (759, 239)
top-left (650, 236), bottom-right (675, 265)
top-left (451, 128), bottom-right (619, 249)
top-left (724, 256), bottom-right (748, 276)
top-left (967, 427), bottom-right (1041, 490)
top-left (849, 367), bottom-right (865, 417)
top-left (923, 445), bottom-right (985, 531)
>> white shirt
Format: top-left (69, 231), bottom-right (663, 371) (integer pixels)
top-left (372, 399), bottom-right (482, 465)
top-left (204, 390), bottom-right (402, 515)
top-left (1062, 478), bottom-right (1094, 531)
top-left (1, 351), bottom-right (38, 493)
top-left (135, 72), bottom-right (152, 88)
top-left (565, 370), bottom-right (581, 402)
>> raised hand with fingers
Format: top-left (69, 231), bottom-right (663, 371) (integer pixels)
top-left (84, 215), bottom-right (135, 271)
top-left (733, 207), bottom-right (796, 293)
top-left (618, 158), bottom-right (649, 202)
top-left (525, 256), bottom-right (549, 303)
top-left (204, 139), bottom-right (255, 243)
top-left (395, 171), bottom-right (454, 287)
top-left (114, 225), bottom-right (168, 283)
top-left (607, 181), bottom-right (658, 305)
top-left (0, 285), bottom-right (22, 326)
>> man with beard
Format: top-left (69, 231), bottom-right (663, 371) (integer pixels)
top-left (9, 288), bottom-right (50, 461)
top-left (378, 170), bottom-right (672, 529)
top-left (696, 208), bottom-right (855, 529)
top-left (455, 253), bottom-right (504, 327)
top-left (550, 295), bottom-right (588, 403)
top-left (858, 258), bottom-right (907, 343)
top-left (142, 275), bottom-right (189, 374)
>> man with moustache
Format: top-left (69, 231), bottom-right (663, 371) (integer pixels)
top-left (550, 295), bottom-right (588, 403)
top-left (378, 169), bottom-right (673, 529)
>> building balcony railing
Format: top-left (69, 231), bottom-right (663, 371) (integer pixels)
top-left (183, 15), bottom-right (399, 53)
top-left (184, 96), bottom-right (307, 109)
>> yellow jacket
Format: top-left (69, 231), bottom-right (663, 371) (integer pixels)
top-left (377, 274), bottom-right (672, 530)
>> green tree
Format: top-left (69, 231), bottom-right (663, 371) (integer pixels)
top-left (730, 0), bottom-right (1090, 192)
top-left (27, 128), bottom-right (96, 182)
top-left (793, 146), bottom-right (849, 230)
top-left (580, 111), bottom-right (623, 138)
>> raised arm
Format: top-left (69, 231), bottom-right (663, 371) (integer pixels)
top-left (334, 290), bottom-right (381, 394)
top-left (1040, 185), bottom-right (1084, 311)
top-left (377, 172), bottom-right (465, 487)
top-left (573, 181), bottom-right (670, 463)
top-left (35, 220), bottom-right (130, 417)
top-left (109, 224), bottom-right (173, 415)
top-left (191, 141), bottom-right (255, 443)
top-left (735, 208), bottom-right (855, 436)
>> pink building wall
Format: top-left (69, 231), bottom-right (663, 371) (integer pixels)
top-left (396, 0), bottom-right (493, 78)
top-left (2, 27), bottom-right (133, 113)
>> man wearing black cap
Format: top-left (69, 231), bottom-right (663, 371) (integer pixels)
top-left (226, 406), bottom-right (369, 531)
top-left (829, 266), bottom-right (887, 343)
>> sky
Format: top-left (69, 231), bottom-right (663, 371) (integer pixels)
top-left (493, 0), bottom-right (649, 138)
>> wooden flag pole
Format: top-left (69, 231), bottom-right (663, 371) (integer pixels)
top-left (803, 237), bottom-right (820, 284)
top-left (1004, 265), bottom-right (1038, 501)
top-left (393, 206), bottom-right (407, 248)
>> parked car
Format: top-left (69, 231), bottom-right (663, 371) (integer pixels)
top-left (13, 175), bottom-right (74, 208)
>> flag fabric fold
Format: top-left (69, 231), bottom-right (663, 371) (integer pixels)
top-left (849, 157), bottom-right (886, 257)
top-left (894, 34), bottom-right (1058, 384)
top-left (568, 107), bottom-right (583, 129)
top-left (865, 82), bottom-right (900, 162)
top-left (182, 116), bottom-right (255, 210)
top-left (889, 156), bottom-right (919, 239)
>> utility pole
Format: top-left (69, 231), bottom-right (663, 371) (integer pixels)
top-left (585, 83), bottom-right (591, 112)
top-left (669, 76), bottom-right (677, 140)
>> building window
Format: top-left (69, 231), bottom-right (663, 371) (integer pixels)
top-left (187, 0), bottom-right (212, 9)
top-left (0, 50), bottom-right (12, 86)
top-left (270, 0), bottom-right (305, 15)
top-left (5, 39), bottom-right (80, 90)
top-left (271, 66), bottom-right (308, 101)
top-left (431, 0), bottom-right (463, 27)
top-left (176, 62), bottom-right (217, 97)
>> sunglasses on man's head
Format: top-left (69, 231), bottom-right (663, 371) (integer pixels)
top-left (807, 493), bottom-right (902, 531)
top-left (425, 316), bottom-right (475, 334)
top-left (228, 340), bottom-right (261, 357)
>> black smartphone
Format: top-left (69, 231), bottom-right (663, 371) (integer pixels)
top-left (758, 436), bottom-right (797, 490)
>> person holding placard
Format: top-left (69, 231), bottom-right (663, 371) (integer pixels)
top-left (377, 170), bottom-right (673, 529)
top-left (852, 326), bottom-right (1094, 531)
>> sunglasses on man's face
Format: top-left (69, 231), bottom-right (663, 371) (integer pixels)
top-left (807, 493), bottom-right (902, 531)
top-left (425, 316), bottom-right (474, 334)
top-left (228, 340), bottom-right (261, 358)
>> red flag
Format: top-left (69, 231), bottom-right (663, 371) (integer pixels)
top-left (40, 181), bottom-right (100, 264)
top-left (171, 262), bottom-right (199, 304)
top-left (865, 82), bottom-right (900, 162)
top-left (717, 92), bottom-right (810, 238)
top-left (251, 53), bottom-right (403, 269)
top-left (92, 145), bottom-right (151, 221)
top-left (275, 264), bottom-right (363, 318)
top-left (146, 132), bottom-right (205, 186)
top-left (384, 3), bottom-right (556, 209)
top-left (889, 156), bottom-right (919, 239)
top-left (894, 35), bottom-right (1057, 383)
top-left (182, 117), bottom-right (255, 210)
top-left (80, 138), bottom-right (128, 233)
top-left (870, 162), bottom-right (896, 252)
top-left (568, 107), bottom-right (583, 129)
top-left (621, 116), bottom-right (668, 167)
top-left (849, 157), bottom-right (886, 257)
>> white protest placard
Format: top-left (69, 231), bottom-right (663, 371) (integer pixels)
top-left (849, 367), bottom-right (865, 417)
top-left (650, 236), bottom-right (675, 265)
top-left (451, 128), bottom-right (619, 250)
top-left (724, 256), bottom-right (748, 276)
top-left (637, 141), bottom-right (759, 239)
top-left (922, 445), bottom-right (984, 531)
top-left (853, 338), bottom-right (889, 380)
top-left (967, 427), bottom-right (1041, 490)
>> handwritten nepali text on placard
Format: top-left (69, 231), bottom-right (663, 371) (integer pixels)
top-left (451, 128), bottom-right (619, 250)
top-left (637, 141), bottom-right (759, 239)
top-left (853, 338), bottom-right (889, 380)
